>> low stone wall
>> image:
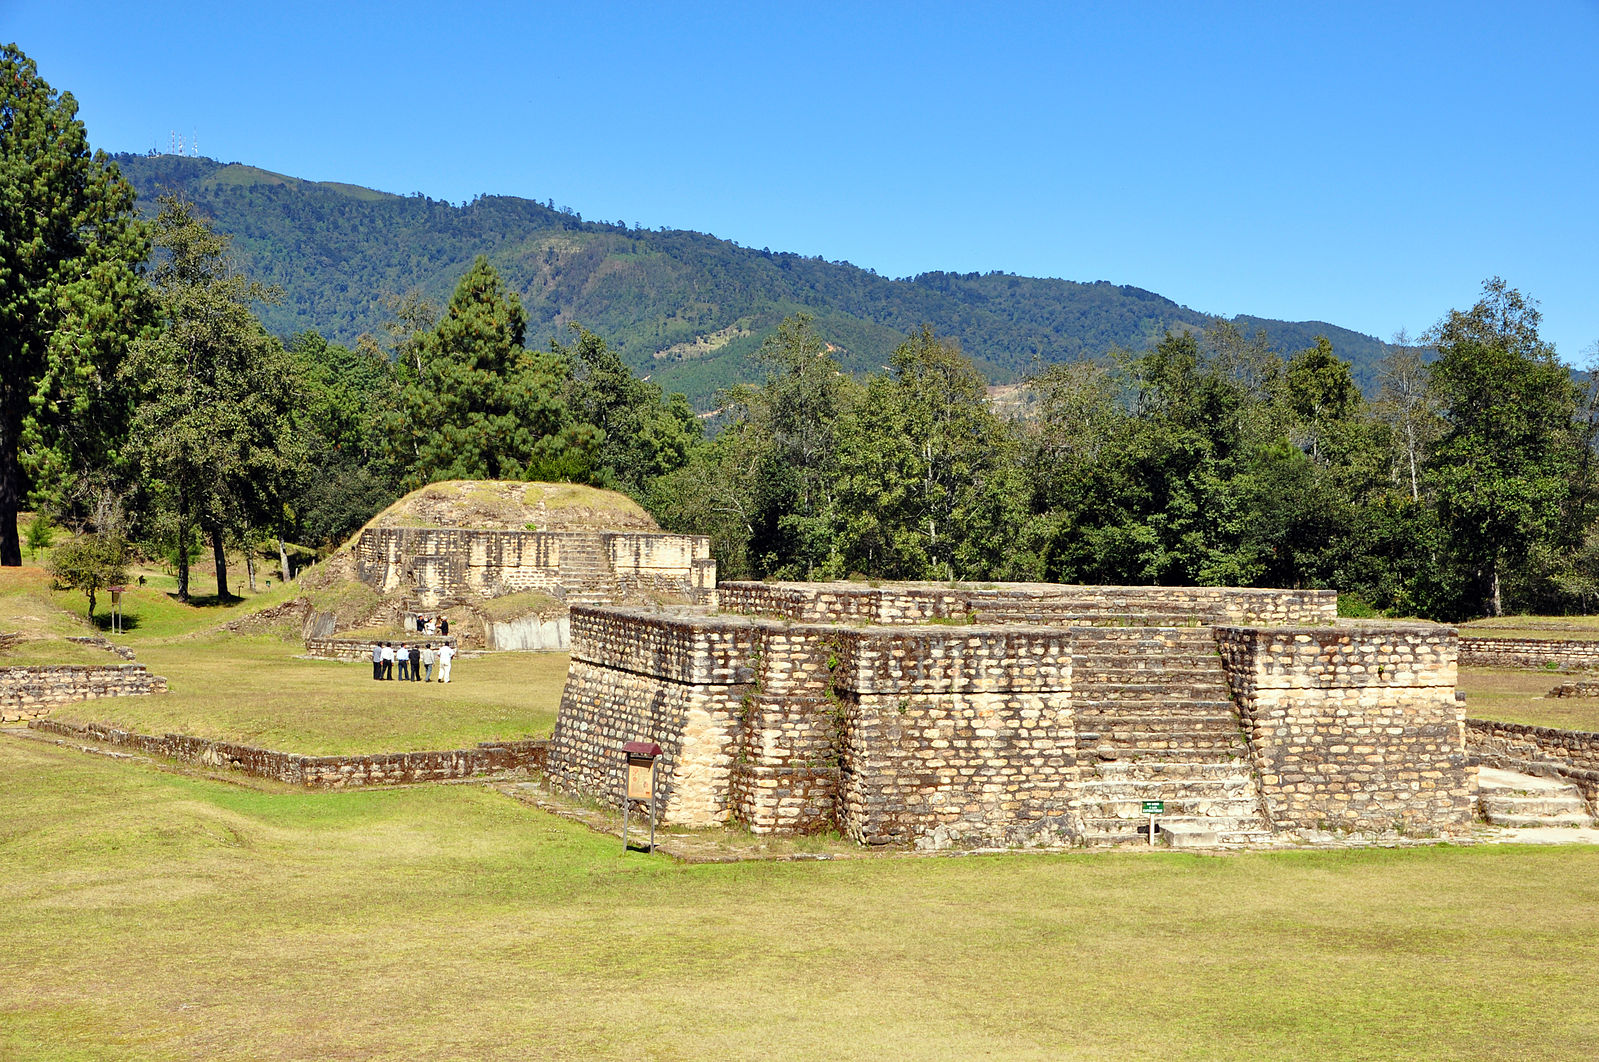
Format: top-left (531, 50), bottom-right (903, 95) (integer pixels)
top-left (717, 581), bottom-right (1336, 628)
top-left (304, 636), bottom-right (457, 662)
top-left (29, 718), bottom-right (546, 787)
top-left (1459, 636), bottom-right (1599, 671)
top-left (0, 631), bottom-right (19, 652)
top-left (1, 664), bottom-right (169, 723)
top-left (66, 634), bottom-right (137, 660)
top-left (1467, 719), bottom-right (1599, 807)
top-left (1215, 624), bottom-right (1472, 833)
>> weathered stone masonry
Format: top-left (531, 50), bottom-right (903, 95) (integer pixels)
top-left (1, 664), bottom-right (169, 723)
top-left (1215, 625), bottom-right (1473, 833)
top-left (549, 581), bottom-right (1475, 847)
top-left (1459, 636), bottom-right (1599, 671)
top-left (354, 527), bottom-right (716, 609)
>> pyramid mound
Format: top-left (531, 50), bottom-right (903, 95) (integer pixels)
top-left (364, 480), bottom-right (659, 534)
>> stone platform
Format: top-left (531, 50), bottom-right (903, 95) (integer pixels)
top-left (547, 581), bottom-right (1476, 849)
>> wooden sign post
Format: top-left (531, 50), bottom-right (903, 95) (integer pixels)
top-left (621, 741), bottom-right (662, 852)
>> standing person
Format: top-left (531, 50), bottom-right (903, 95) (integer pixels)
top-left (438, 641), bottom-right (455, 684)
top-left (440, 615), bottom-right (450, 637)
top-left (380, 642), bottom-right (395, 680)
top-left (421, 643), bottom-right (436, 682)
top-left (409, 642), bottom-right (422, 682)
top-left (371, 640), bottom-right (383, 681)
top-left (397, 642), bottom-right (411, 681)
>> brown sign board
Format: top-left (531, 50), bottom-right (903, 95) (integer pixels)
top-left (627, 760), bottom-right (654, 800)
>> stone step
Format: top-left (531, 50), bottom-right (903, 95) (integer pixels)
top-left (1085, 727), bottom-right (1245, 745)
top-left (1081, 797), bottom-right (1263, 820)
top-left (1480, 793), bottom-right (1592, 819)
top-left (1475, 766), bottom-right (1597, 828)
top-left (1080, 777), bottom-right (1257, 800)
top-left (1074, 684), bottom-right (1234, 700)
top-left (1081, 815), bottom-right (1270, 846)
top-left (1093, 761), bottom-right (1254, 781)
top-left (1085, 746), bottom-right (1249, 765)
top-left (1075, 709), bottom-right (1240, 727)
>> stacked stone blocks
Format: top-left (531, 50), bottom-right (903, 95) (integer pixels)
top-left (549, 581), bottom-right (1472, 847)
top-left (1215, 624), bottom-right (1472, 833)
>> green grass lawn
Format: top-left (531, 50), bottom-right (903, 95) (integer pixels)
top-left (2, 560), bottom-right (565, 754)
top-left (1458, 667), bottom-right (1599, 732)
top-left (2, 737), bottom-right (1597, 1061)
top-left (1459, 614), bottom-right (1599, 641)
top-left (50, 634), bottom-right (568, 754)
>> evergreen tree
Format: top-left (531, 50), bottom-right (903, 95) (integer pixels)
top-left (0, 44), bottom-right (149, 564)
top-left (391, 257), bottom-right (598, 486)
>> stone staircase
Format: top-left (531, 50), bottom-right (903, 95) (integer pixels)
top-left (557, 538), bottom-right (616, 606)
top-left (1477, 767), bottom-right (1597, 828)
top-left (1073, 626), bottom-right (1272, 847)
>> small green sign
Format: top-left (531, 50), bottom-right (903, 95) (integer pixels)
top-left (1141, 801), bottom-right (1165, 815)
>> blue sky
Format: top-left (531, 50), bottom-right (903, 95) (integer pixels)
top-left (5, 1), bottom-right (1598, 359)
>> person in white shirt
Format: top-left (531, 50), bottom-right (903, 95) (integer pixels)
top-left (421, 643), bottom-right (436, 681)
top-left (380, 642), bottom-right (395, 680)
top-left (437, 642), bottom-right (455, 683)
top-left (370, 641), bottom-right (382, 681)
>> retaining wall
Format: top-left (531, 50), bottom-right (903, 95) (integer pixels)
top-left (28, 718), bottom-right (546, 787)
top-left (1215, 624), bottom-right (1472, 833)
top-left (1, 664), bottom-right (169, 723)
top-left (1459, 636), bottom-right (1599, 670)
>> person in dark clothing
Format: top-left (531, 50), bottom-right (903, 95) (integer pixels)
top-left (409, 643), bottom-right (422, 681)
top-left (371, 641), bottom-right (383, 681)
top-left (440, 616), bottom-right (450, 636)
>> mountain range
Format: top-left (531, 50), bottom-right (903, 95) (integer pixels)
top-left (114, 153), bottom-right (1392, 407)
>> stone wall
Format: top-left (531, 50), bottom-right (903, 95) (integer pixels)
top-left (354, 527), bottom-right (715, 609)
top-left (29, 718), bottom-right (546, 787)
top-left (304, 636), bottom-right (458, 662)
top-left (547, 609), bottom-right (762, 826)
top-left (717, 581), bottom-right (1336, 627)
top-left (0, 632), bottom-right (19, 652)
top-left (549, 584), bottom-right (1470, 847)
top-left (1, 664), bottom-right (169, 723)
top-left (1215, 624), bottom-right (1472, 833)
top-left (832, 626), bottom-right (1078, 849)
top-left (1459, 636), bottom-right (1599, 671)
top-left (1467, 719), bottom-right (1599, 807)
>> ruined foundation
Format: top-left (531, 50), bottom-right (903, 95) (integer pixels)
top-left (547, 581), bottom-right (1473, 848)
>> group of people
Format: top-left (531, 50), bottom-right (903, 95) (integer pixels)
top-left (415, 614), bottom-right (450, 636)
top-left (371, 640), bottom-right (454, 683)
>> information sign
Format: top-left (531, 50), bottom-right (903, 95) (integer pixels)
top-left (1141, 800), bottom-right (1165, 814)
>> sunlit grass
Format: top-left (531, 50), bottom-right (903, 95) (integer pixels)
top-left (1, 738), bottom-right (1597, 1061)
top-left (1459, 667), bottom-right (1599, 732)
top-left (50, 635), bottom-right (568, 754)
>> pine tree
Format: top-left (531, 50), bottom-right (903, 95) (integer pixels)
top-left (0, 44), bottom-right (149, 564)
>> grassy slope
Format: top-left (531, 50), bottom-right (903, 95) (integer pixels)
top-left (2, 739), bottom-right (1597, 1061)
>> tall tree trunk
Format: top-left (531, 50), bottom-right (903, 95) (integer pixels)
top-left (211, 525), bottom-right (230, 600)
top-left (175, 516), bottom-right (191, 603)
top-left (245, 548), bottom-right (256, 593)
top-left (277, 534), bottom-right (291, 583)
top-left (1490, 564), bottom-right (1503, 618)
top-left (0, 417), bottom-right (21, 567)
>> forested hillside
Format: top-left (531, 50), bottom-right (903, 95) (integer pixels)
top-left (116, 153), bottom-right (1389, 406)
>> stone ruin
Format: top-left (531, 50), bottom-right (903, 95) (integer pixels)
top-left (547, 580), bottom-right (1474, 848)
top-left (347, 527), bottom-right (715, 649)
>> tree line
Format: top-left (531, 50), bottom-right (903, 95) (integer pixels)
top-left (4, 43), bottom-right (1594, 621)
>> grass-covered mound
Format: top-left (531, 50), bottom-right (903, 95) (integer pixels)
top-left (4, 737), bottom-right (1599, 1060)
top-left (362, 479), bottom-right (658, 534)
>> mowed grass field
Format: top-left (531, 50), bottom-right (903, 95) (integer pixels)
top-left (2, 737), bottom-right (1597, 1061)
